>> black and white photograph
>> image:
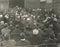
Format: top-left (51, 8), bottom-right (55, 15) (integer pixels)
top-left (0, 0), bottom-right (60, 47)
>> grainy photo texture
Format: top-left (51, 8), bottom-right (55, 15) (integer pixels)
top-left (0, 0), bottom-right (59, 47)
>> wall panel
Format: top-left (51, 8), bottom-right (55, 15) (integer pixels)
top-left (0, 0), bottom-right (9, 10)
top-left (9, 0), bottom-right (24, 8)
top-left (24, 0), bottom-right (40, 8)
top-left (53, 0), bottom-right (60, 14)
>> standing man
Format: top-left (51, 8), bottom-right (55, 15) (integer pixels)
top-left (1, 24), bottom-right (11, 40)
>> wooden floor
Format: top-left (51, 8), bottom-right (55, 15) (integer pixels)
top-left (0, 40), bottom-right (58, 47)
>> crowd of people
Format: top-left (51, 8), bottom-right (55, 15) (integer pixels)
top-left (0, 6), bottom-right (60, 46)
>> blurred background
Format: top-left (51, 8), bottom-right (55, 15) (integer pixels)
top-left (0, 0), bottom-right (60, 47)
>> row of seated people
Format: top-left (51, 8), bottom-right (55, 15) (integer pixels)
top-left (0, 6), bottom-right (60, 46)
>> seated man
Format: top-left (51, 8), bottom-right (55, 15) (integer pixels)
top-left (16, 32), bottom-right (30, 46)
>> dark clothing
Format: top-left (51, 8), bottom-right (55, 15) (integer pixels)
top-left (30, 35), bottom-right (41, 45)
